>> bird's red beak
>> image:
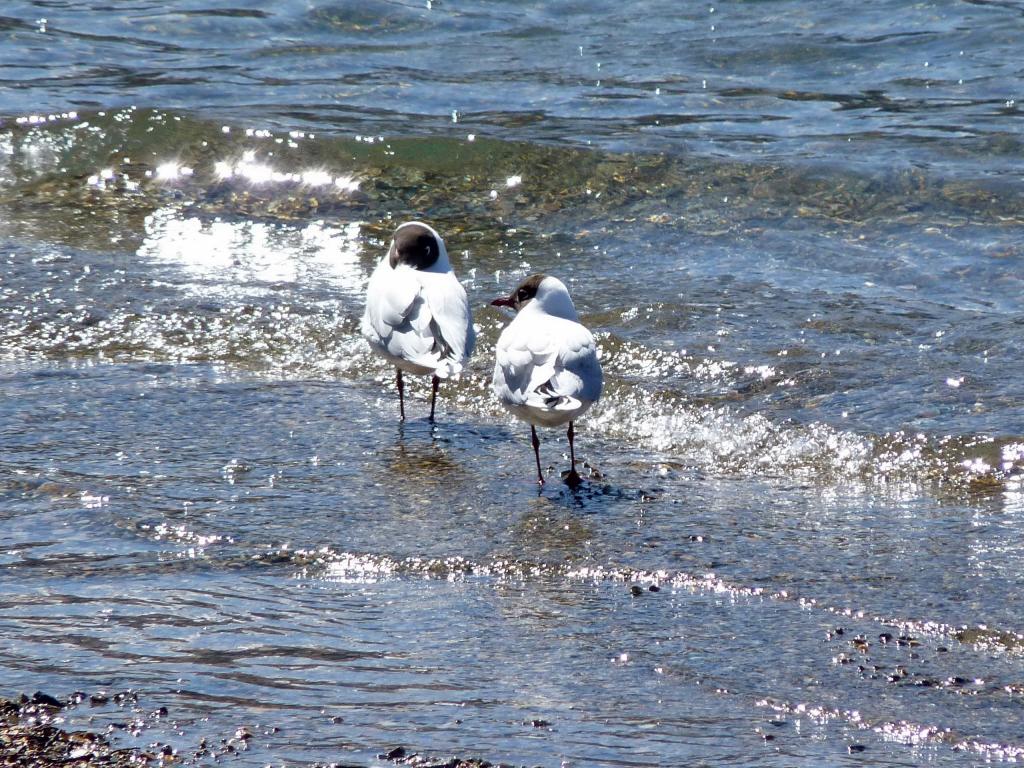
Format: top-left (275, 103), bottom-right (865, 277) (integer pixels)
top-left (490, 296), bottom-right (515, 308)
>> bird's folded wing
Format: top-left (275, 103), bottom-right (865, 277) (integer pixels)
top-left (519, 323), bottom-right (600, 410)
top-left (531, 370), bottom-right (587, 411)
top-left (362, 265), bottom-right (433, 362)
top-left (419, 271), bottom-right (474, 365)
top-left (393, 302), bottom-right (447, 364)
top-left (374, 266), bottom-right (422, 330)
top-left (496, 330), bottom-right (560, 401)
top-left (558, 327), bottom-right (602, 404)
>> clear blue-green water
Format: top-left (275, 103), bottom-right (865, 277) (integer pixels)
top-left (2, 1), bottom-right (1024, 765)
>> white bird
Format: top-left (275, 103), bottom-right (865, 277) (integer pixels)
top-left (491, 274), bottom-right (603, 486)
top-left (362, 221), bottom-right (475, 421)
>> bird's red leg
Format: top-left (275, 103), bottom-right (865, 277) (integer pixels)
top-left (565, 421), bottom-right (582, 488)
top-left (531, 425), bottom-right (544, 485)
top-left (569, 422), bottom-right (578, 471)
top-left (396, 368), bottom-right (406, 421)
top-left (429, 374), bottom-right (440, 422)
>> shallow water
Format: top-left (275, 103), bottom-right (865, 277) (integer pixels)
top-left (2, 1), bottom-right (1024, 766)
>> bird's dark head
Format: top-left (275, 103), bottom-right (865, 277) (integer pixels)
top-left (491, 273), bottom-right (547, 312)
top-left (389, 223), bottom-right (442, 270)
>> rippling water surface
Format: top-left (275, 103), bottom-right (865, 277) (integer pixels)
top-left (2, 1), bottom-right (1024, 766)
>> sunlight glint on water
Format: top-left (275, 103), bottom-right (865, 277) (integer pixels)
top-left (2, 1), bottom-right (1024, 765)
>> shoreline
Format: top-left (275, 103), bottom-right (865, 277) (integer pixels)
top-left (1, 692), bottom-right (523, 768)
top-left (0, 692), bottom-right (155, 767)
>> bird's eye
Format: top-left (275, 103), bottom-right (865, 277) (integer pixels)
top-left (517, 289), bottom-right (528, 301)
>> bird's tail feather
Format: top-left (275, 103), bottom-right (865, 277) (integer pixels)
top-left (432, 359), bottom-right (463, 379)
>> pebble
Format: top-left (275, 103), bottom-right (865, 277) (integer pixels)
top-left (30, 691), bottom-right (63, 708)
top-left (0, 692), bottom-right (169, 767)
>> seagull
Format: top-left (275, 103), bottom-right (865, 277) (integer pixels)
top-left (491, 274), bottom-right (603, 486)
top-left (362, 221), bottom-right (475, 421)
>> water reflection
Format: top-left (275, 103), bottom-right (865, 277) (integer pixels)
top-left (383, 423), bottom-right (463, 487)
top-left (211, 150), bottom-right (360, 193)
top-left (1005, 475), bottom-right (1024, 516)
top-left (138, 207), bottom-right (365, 297)
top-left (512, 500), bottom-right (595, 559)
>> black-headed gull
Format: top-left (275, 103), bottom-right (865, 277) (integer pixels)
top-left (491, 274), bottom-right (603, 486)
top-left (362, 221), bottom-right (475, 421)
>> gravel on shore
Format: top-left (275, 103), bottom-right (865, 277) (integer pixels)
top-left (2, 691), bottom-right (534, 768)
top-left (0, 692), bottom-right (162, 766)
